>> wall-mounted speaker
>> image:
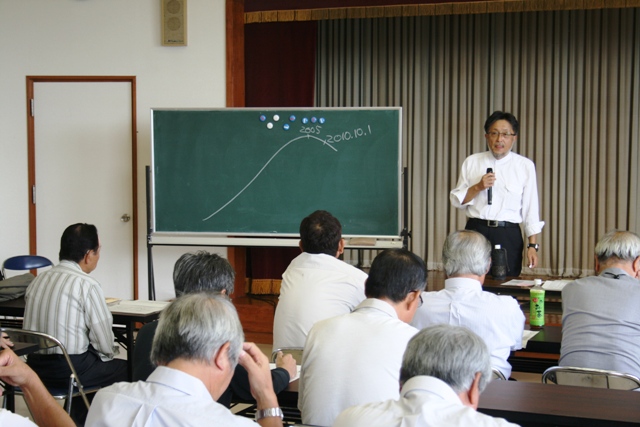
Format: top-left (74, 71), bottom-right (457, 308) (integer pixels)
top-left (161, 0), bottom-right (187, 46)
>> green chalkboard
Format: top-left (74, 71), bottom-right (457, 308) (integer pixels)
top-left (152, 108), bottom-right (401, 237)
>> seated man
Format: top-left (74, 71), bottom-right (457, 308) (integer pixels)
top-left (333, 324), bottom-right (519, 427)
top-left (560, 230), bottom-right (640, 377)
top-left (87, 293), bottom-right (284, 427)
top-left (272, 210), bottom-right (367, 351)
top-left (24, 223), bottom-right (127, 421)
top-left (411, 230), bottom-right (524, 378)
top-left (133, 251), bottom-right (296, 407)
top-left (299, 248), bottom-right (425, 426)
top-left (0, 348), bottom-right (75, 427)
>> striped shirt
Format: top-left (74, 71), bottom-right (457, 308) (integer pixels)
top-left (24, 260), bottom-right (118, 361)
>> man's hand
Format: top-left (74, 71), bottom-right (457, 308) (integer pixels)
top-left (527, 247), bottom-right (538, 269)
top-left (462, 172), bottom-right (496, 205)
top-left (238, 343), bottom-right (283, 427)
top-left (0, 348), bottom-right (76, 427)
top-left (0, 333), bottom-right (14, 350)
top-left (0, 348), bottom-right (38, 388)
top-left (275, 351), bottom-right (297, 380)
top-left (238, 342), bottom-right (278, 407)
top-left (478, 171), bottom-right (496, 191)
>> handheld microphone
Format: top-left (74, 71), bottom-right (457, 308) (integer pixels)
top-left (487, 168), bottom-right (493, 205)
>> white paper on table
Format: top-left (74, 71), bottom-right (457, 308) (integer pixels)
top-left (269, 363), bottom-right (301, 382)
top-left (108, 300), bottom-right (170, 315)
top-left (521, 330), bottom-right (540, 348)
top-left (542, 280), bottom-right (572, 291)
top-left (500, 279), bottom-right (536, 287)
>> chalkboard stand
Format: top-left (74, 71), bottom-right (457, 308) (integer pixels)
top-left (401, 166), bottom-right (411, 250)
top-left (146, 166), bottom-right (156, 300)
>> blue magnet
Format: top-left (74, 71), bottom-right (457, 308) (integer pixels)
top-left (311, 117), bottom-right (317, 123)
top-left (259, 115), bottom-right (266, 122)
top-left (319, 117), bottom-right (326, 124)
top-left (302, 117), bottom-right (309, 124)
top-left (283, 124), bottom-right (290, 130)
top-left (289, 115), bottom-right (296, 122)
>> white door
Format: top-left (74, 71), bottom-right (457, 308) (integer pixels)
top-left (34, 82), bottom-right (134, 299)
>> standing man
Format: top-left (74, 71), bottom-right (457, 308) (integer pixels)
top-left (560, 230), bottom-right (640, 377)
top-left (298, 248), bottom-right (425, 426)
top-left (24, 223), bottom-right (127, 423)
top-left (451, 111), bottom-right (544, 277)
top-left (272, 210), bottom-right (367, 351)
top-left (412, 230), bottom-right (524, 379)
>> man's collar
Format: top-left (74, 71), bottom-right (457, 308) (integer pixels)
top-left (401, 375), bottom-right (463, 405)
top-left (445, 277), bottom-right (483, 291)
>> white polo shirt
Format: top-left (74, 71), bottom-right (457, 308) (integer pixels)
top-left (299, 298), bottom-right (418, 426)
top-left (272, 252), bottom-right (367, 351)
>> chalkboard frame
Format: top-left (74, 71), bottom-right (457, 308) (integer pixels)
top-left (150, 107), bottom-right (403, 245)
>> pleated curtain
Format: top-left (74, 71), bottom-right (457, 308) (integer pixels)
top-left (315, 8), bottom-right (640, 277)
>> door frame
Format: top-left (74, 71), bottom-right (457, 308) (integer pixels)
top-left (26, 76), bottom-right (139, 298)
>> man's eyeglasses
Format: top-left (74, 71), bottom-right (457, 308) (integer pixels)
top-left (487, 131), bottom-right (516, 139)
top-left (415, 292), bottom-right (423, 308)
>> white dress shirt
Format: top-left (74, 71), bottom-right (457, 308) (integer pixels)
top-left (24, 260), bottom-right (118, 360)
top-left (0, 409), bottom-right (37, 427)
top-left (299, 298), bottom-right (419, 426)
top-left (86, 366), bottom-right (256, 427)
top-left (450, 151), bottom-right (544, 237)
top-left (333, 376), bottom-right (520, 427)
top-left (411, 278), bottom-right (524, 378)
top-left (272, 252), bottom-right (367, 351)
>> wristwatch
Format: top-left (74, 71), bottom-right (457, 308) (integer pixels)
top-left (255, 407), bottom-right (284, 421)
top-left (527, 243), bottom-right (539, 252)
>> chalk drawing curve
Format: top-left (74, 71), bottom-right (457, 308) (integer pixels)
top-left (202, 134), bottom-right (336, 221)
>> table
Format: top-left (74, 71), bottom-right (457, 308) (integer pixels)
top-left (109, 300), bottom-right (168, 380)
top-left (509, 325), bottom-right (561, 374)
top-left (0, 297), bottom-right (166, 380)
top-left (479, 380), bottom-right (640, 426)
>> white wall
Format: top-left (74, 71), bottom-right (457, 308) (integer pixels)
top-left (0, 0), bottom-right (228, 300)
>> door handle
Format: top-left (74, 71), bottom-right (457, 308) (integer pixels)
top-left (121, 214), bottom-right (131, 223)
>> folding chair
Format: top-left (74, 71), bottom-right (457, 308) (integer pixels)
top-left (271, 347), bottom-right (304, 365)
top-left (542, 366), bottom-right (640, 390)
top-left (0, 327), bottom-right (100, 414)
top-left (2, 255), bottom-right (53, 278)
top-left (491, 367), bottom-right (507, 381)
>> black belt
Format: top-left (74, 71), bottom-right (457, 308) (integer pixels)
top-left (467, 218), bottom-right (520, 228)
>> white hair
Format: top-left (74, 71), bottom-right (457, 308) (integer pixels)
top-left (400, 324), bottom-right (492, 394)
top-left (151, 292), bottom-right (244, 367)
top-left (443, 230), bottom-right (491, 277)
top-left (595, 230), bottom-right (640, 263)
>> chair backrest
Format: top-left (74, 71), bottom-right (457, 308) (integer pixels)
top-left (542, 366), bottom-right (640, 390)
top-left (2, 255), bottom-right (53, 278)
top-left (271, 347), bottom-right (304, 365)
top-left (491, 367), bottom-right (507, 381)
top-left (0, 327), bottom-right (92, 411)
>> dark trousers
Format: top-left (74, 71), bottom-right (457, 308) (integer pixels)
top-left (27, 348), bottom-right (128, 389)
top-left (466, 219), bottom-right (524, 277)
